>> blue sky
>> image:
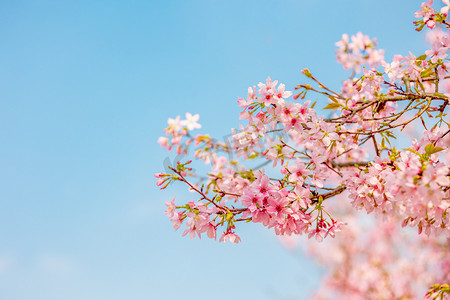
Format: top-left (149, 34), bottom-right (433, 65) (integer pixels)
top-left (0, 0), bottom-right (427, 299)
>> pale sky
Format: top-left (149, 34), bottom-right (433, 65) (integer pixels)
top-left (0, 0), bottom-right (427, 299)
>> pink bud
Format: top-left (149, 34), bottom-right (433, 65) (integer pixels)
top-left (158, 137), bottom-right (169, 147)
top-left (156, 178), bottom-right (166, 186)
top-left (160, 181), bottom-right (170, 190)
top-left (401, 218), bottom-right (409, 228)
top-left (172, 136), bottom-right (181, 145)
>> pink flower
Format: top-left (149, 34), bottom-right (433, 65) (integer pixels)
top-left (293, 185), bottom-right (311, 209)
top-left (253, 173), bottom-right (275, 195)
top-left (425, 45), bottom-right (448, 63)
top-left (287, 160), bottom-right (308, 184)
top-left (274, 83), bottom-right (293, 100)
top-left (257, 77), bottom-right (278, 94)
top-left (415, 0), bottom-right (435, 20)
top-left (219, 231), bottom-right (241, 243)
top-left (442, 0), bottom-right (450, 15)
top-left (437, 61), bottom-right (450, 79)
top-left (201, 222), bottom-right (217, 239)
top-left (382, 60), bottom-right (404, 83)
top-left (267, 194), bottom-right (292, 224)
top-left (324, 220), bottom-right (346, 238)
top-left (183, 210), bottom-right (209, 239)
top-left (308, 227), bottom-right (325, 242)
top-left (164, 197), bottom-right (177, 218)
top-left (335, 32), bottom-right (382, 73)
top-left (169, 212), bottom-right (183, 231)
top-left (241, 191), bottom-right (263, 212)
top-left (158, 136), bottom-right (168, 147)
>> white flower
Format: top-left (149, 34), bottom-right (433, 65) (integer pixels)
top-left (182, 113), bottom-right (201, 131)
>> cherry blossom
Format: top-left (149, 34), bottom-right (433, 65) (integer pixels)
top-left (182, 113), bottom-right (201, 131)
top-left (156, 2), bottom-right (450, 298)
top-left (442, 0), bottom-right (450, 15)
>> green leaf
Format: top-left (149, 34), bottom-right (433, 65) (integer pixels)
top-left (248, 153), bottom-right (259, 159)
top-left (433, 92), bottom-right (448, 98)
top-left (425, 143), bottom-right (433, 156)
top-left (328, 95), bottom-right (338, 103)
top-left (404, 148), bottom-right (420, 156)
top-left (430, 146), bottom-right (445, 155)
top-left (425, 143), bottom-right (445, 156)
top-left (385, 131), bottom-right (397, 139)
top-left (417, 80), bottom-right (425, 92)
top-left (323, 102), bottom-right (341, 110)
top-left (417, 54), bottom-right (427, 61)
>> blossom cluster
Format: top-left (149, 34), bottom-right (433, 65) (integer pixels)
top-left (335, 32), bottom-right (385, 73)
top-left (414, 0), bottom-right (450, 31)
top-left (157, 0), bottom-right (450, 274)
top-left (156, 1), bottom-right (450, 298)
top-left (301, 201), bottom-right (450, 300)
top-left (158, 23), bottom-right (450, 242)
top-left (344, 130), bottom-right (450, 237)
top-left (157, 113), bottom-right (201, 155)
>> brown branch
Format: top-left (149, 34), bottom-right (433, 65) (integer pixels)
top-left (311, 185), bottom-right (347, 204)
top-left (338, 97), bottom-right (433, 135)
top-left (409, 74), bottom-right (450, 82)
top-left (434, 128), bottom-right (450, 146)
top-left (171, 167), bottom-right (226, 211)
top-left (331, 161), bottom-right (370, 168)
top-left (308, 73), bottom-right (343, 98)
top-left (372, 135), bottom-right (380, 157)
top-left (235, 217), bottom-right (252, 222)
top-left (325, 92), bottom-right (447, 123)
